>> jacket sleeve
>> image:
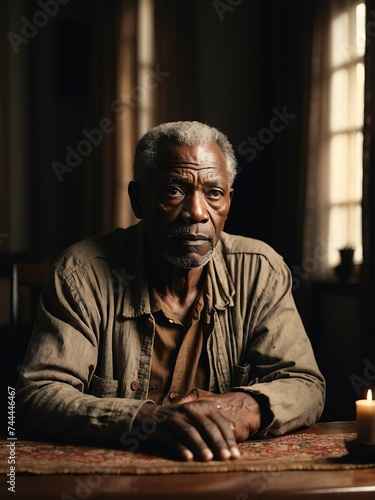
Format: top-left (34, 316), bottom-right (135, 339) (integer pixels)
top-left (232, 257), bottom-right (326, 436)
top-left (16, 264), bottom-right (153, 446)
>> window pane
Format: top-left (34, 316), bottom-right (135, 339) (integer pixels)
top-left (328, 206), bottom-right (349, 266)
top-left (352, 204), bottom-right (363, 263)
top-left (330, 69), bottom-right (349, 131)
top-left (354, 131), bottom-right (363, 199)
top-left (349, 203), bottom-right (362, 254)
top-left (331, 11), bottom-right (349, 66)
top-left (345, 131), bottom-right (363, 202)
top-left (328, 203), bottom-right (362, 267)
top-left (355, 62), bottom-right (365, 127)
top-left (355, 2), bottom-right (366, 57)
top-left (323, 2), bottom-right (365, 272)
top-left (329, 134), bottom-right (349, 203)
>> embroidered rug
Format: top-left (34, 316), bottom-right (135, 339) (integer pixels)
top-left (1, 433), bottom-right (374, 475)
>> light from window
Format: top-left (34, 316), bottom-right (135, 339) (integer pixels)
top-left (327, 0), bottom-right (365, 267)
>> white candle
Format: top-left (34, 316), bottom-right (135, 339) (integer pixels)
top-left (356, 389), bottom-right (375, 444)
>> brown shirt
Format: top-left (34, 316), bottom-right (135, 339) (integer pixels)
top-left (148, 288), bottom-right (209, 405)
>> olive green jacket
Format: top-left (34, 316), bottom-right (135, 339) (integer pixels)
top-left (16, 221), bottom-right (325, 444)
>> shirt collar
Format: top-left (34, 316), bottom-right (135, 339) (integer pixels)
top-left (121, 223), bottom-right (235, 318)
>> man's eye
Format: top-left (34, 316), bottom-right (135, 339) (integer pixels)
top-left (166, 187), bottom-right (184, 197)
top-left (207, 189), bottom-right (224, 199)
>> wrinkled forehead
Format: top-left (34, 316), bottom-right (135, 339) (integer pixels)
top-left (155, 139), bottom-right (227, 171)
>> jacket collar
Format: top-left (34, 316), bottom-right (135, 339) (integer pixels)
top-left (206, 238), bottom-right (235, 311)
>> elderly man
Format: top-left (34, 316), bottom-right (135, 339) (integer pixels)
top-left (17, 121), bottom-right (325, 462)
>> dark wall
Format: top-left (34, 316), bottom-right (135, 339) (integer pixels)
top-left (16, 0), bottom-right (94, 260)
top-left (192, 0), bottom-right (315, 271)
top-left (6, 0), bottom-right (313, 265)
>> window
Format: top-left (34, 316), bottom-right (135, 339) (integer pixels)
top-left (325, 0), bottom-right (365, 267)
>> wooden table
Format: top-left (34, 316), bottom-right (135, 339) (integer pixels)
top-left (2, 422), bottom-right (375, 499)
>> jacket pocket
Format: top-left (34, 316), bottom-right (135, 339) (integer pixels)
top-left (233, 363), bottom-right (252, 387)
top-left (90, 374), bottom-right (119, 398)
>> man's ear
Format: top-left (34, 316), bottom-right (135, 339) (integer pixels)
top-left (128, 181), bottom-right (144, 219)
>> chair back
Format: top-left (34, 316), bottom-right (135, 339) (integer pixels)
top-left (10, 261), bottom-right (50, 367)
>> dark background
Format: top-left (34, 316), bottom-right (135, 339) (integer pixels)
top-left (0, 0), bottom-right (366, 423)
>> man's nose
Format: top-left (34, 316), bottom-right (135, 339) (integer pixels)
top-left (181, 191), bottom-right (209, 224)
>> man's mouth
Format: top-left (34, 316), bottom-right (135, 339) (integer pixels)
top-left (163, 227), bottom-right (216, 267)
top-left (176, 235), bottom-right (210, 245)
top-left (167, 228), bottom-right (214, 254)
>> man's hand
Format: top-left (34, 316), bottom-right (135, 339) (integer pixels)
top-left (131, 390), bottom-right (261, 462)
top-left (178, 389), bottom-right (261, 442)
top-left (132, 399), bottom-right (239, 461)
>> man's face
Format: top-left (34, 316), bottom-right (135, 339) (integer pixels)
top-left (139, 141), bottom-right (234, 269)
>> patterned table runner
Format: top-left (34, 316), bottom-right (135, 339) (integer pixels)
top-left (1, 433), bottom-right (375, 475)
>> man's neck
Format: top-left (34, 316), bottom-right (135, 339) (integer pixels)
top-left (147, 255), bottom-right (206, 323)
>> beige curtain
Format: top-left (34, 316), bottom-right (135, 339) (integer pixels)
top-left (115, 1), bottom-right (139, 230)
top-left (83, 0), bottom-right (138, 237)
top-left (304, 1), bottom-right (332, 279)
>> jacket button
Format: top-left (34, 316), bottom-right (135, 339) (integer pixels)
top-left (169, 392), bottom-right (176, 400)
top-left (130, 380), bottom-right (140, 391)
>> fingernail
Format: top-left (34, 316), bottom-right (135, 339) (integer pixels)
top-left (220, 448), bottom-right (232, 460)
top-left (202, 448), bottom-right (214, 461)
top-left (230, 446), bottom-right (241, 458)
top-left (182, 449), bottom-right (194, 461)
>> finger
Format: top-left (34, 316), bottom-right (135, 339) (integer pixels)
top-left (177, 402), bottom-right (238, 461)
top-left (195, 409), bottom-right (240, 461)
top-left (167, 418), bottom-right (216, 462)
top-left (151, 432), bottom-right (195, 462)
top-left (147, 405), bottom-right (214, 461)
top-left (210, 409), bottom-right (241, 459)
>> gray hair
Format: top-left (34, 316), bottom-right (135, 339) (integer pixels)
top-left (133, 121), bottom-right (237, 186)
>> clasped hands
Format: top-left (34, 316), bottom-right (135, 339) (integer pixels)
top-left (132, 389), bottom-right (261, 462)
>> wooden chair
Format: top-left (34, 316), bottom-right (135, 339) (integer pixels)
top-left (10, 261), bottom-right (50, 368)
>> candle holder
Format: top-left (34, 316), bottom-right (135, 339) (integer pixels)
top-left (345, 389), bottom-right (375, 459)
top-left (344, 437), bottom-right (375, 460)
